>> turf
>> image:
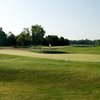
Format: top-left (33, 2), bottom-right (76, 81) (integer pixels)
top-left (56, 46), bottom-right (100, 54)
top-left (0, 54), bottom-right (100, 100)
top-left (29, 46), bottom-right (100, 54)
top-left (0, 49), bottom-right (100, 62)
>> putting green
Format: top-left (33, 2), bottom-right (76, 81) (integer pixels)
top-left (0, 49), bottom-right (100, 62)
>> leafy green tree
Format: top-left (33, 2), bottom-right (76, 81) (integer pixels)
top-left (16, 28), bottom-right (31, 46)
top-left (7, 32), bottom-right (16, 46)
top-left (45, 35), bottom-right (59, 46)
top-left (0, 27), bottom-right (7, 46)
top-left (31, 25), bottom-right (45, 45)
top-left (70, 39), bottom-right (96, 46)
top-left (16, 34), bottom-right (24, 46)
top-left (44, 35), bottom-right (69, 46)
top-left (59, 37), bottom-right (65, 46)
top-left (64, 39), bottom-right (70, 45)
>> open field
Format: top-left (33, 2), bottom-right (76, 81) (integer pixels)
top-left (0, 47), bottom-right (100, 62)
top-left (0, 54), bottom-right (100, 100)
top-left (0, 46), bottom-right (100, 100)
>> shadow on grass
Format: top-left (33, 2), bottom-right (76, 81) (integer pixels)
top-left (39, 50), bottom-right (69, 54)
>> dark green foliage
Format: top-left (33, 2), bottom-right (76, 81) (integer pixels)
top-left (16, 28), bottom-right (31, 46)
top-left (70, 39), bottom-right (100, 46)
top-left (31, 25), bottom-right (45, 45)
top-left (94, 39), bottom-right (100, 46)
top-left (44, 35), bottom-right (69, 46)
top-left (7, 32), bottom-right (16, 46)
top-left (0, 28), bottom-right (7, 46)
top-left (59, 37), bottom-right (65, 46)
top-left (0, 25), bottom-right (69, 47)
top-left (45, 35), bottom-right (59, 46)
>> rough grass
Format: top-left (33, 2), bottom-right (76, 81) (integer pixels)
top-left (0, 54), bottom-right (100, 99)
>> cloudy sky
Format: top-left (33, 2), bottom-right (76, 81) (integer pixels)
top-left (0, 0), bottom-right (100, 40)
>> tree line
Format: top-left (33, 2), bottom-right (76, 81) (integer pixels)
top-left (70, 39), bottom-right (100, 46)
top-left (0, 25), bottom-right (69, 47)
top-left (0, 25), bottom-right (100, 47)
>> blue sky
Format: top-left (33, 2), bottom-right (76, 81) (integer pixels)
top-left (0, 0), bottom-right (100, 40)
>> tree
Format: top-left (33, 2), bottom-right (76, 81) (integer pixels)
top-left (44, 35), bottom-right (69, 46)
top-left (45, 35), bottom-right (59, 46)
top-left (0, 28), bottom-right (7, 46)
top-left (70, 39), bottom-right (95, 46)
top-left (16, 28), bottom-right (31, 46)
top-left (59, 37), bottom-right (65, 46)
top-left (31, 25), bottom-right (45, 45)
top-left (7, 32), bottom-right (16, 46)
top-left (64, 39), bottom-right (70, 45)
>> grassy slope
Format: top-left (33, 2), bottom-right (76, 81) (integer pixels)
top-left (56, 46), bottom-right (100, 54)
top-left (0, 54), bottom-right (100, 100)
top-left (0, 49), bottom-right (100, 62)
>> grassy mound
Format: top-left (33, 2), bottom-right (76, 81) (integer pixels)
top-left (0, 54), bottom-right (100, 99)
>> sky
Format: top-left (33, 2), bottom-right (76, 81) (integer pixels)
top-left (0, 0), bottom-right (100, 40)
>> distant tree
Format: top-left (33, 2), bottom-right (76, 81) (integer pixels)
top-left (94, 39), bottom-right (100, 46)
top-left (0, 28), bottom-right (7, 46)
top-left (98, 40), bottom-right (100, 45)
top-left (31, 25), bottom-right (45, 45)
top-left (23, 28), bottom-right (32, 46)
top-left (16, 34), bottom-right (24, 46)
top-left (44, 35), bottom-right (69, 46)
top-left (16, 28), bottom-right (31, 46)
top-left (59, 37), bottom-right (65, 46)
top-left (70, 39), bottom-right (95, 46)
top-left (7, 32), bottom-right (16, 46)
top-left (65, 39), bottom-right (70, 45)
top-left (45, 35), bottom-right (59, 46)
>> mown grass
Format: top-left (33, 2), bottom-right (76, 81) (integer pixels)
top-left (30, 46), bottom-right (100, 54)
top-left (55, 46), bottom-right (100, 54)
top-left (0, 54), bottom-right (100, 100)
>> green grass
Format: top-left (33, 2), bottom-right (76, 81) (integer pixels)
top-left (30, 46), bottom-right (100, 54)
top-left (0, 54), bottom-right (100, 99)
top-left (56, 46), bottom-right (100, 54)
